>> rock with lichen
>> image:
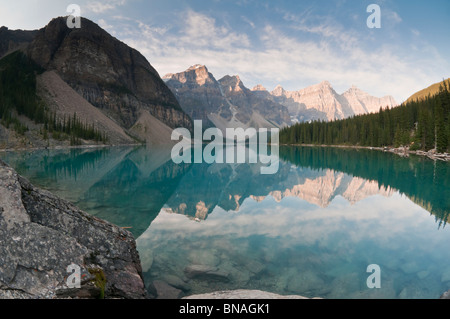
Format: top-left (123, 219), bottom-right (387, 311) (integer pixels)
top-left (0, 159), bottom-right (146, 299)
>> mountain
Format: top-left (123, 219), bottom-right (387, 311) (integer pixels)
top-left (0, 17), bottom-right (192, 149)
top-left (0, 26), bottom-right (38, 59)
top-left (342, 85), bottom-right (397, 115)
top-left (218, 75), bottom-right (292, 128)
top-left (406, 78), bottom-right (450, 103)
top-left (27, 17), bottom-right (192, 131)
top-left (268, 81), bottom-right (398, 122)
top-left (163, 65), bottom-right (229, 129)
top-left (163, 65), bottom-right (292, 133)
top-left (279, 79), bottom-right (450, 153)
top-left (36, 70), bottom-right (135, 145)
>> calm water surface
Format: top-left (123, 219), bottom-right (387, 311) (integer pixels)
top-left (1, 145), bottom-right (449, 299)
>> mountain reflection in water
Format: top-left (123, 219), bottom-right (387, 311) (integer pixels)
top-left (1, 145), bottom-right (449, 299)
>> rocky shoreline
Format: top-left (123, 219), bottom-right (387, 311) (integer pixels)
top-left (3, 142), bottom-right (449, 163)
top-left (385, 147), bottom-right (450, 162)
top-left (0, 142), bottom-right (142, 153)
top-left (0, 159), bottom-right (146, 299)
top-left (284, 144), bottom-right (450, 162)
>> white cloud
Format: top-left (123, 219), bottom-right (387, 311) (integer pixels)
top-left (411, 29), bottom-right (420, 37)
top-left (130, 9), bottom-right (436, 102)
top-left (241, 16), bottom-right (255, 29)
top-left (2, 3), bottom-right (447, 103)
top-left (84, 0), bottom-right (127, 14)
top-left (384, 10), bottom-right (402, 25)
top-left (111, 8), bottom-right (445, 103)
top-left (179, 10), bottom-right (251, 49)
top-left (137, 192), bottom-right (435, 250)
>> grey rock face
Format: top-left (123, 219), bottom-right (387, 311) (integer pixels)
top-left (218, 75), bottom-right (292, 127)
top-left (0, 27), bottom-right (37, 59)
top-left (0, 160), bottom-right (146, 299)
top-left (164, 65), bottom-right (292, 130)
top-left (26, 17), bottom-right (191, 131)
top-left (164, 65), bottom-right (229, 128)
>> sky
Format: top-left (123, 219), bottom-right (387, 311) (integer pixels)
top-left (1, 0), bottom-right (449, 103)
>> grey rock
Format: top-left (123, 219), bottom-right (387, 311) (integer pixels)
top-left (187, 250), bottom-right (220, 267)
top-left (55, 281), bottom-right (102, 299)
top-left (440, 290), bottom-right (450, 299)
top-left (0, 160), bottom-right (146, 299)
top-left (184, 264), bottom-right (230, 282)
top-left (400, 261), bottom-right (420, 274)
top-left (441, 267), bottom-right (450, 283)
top-left (183, 289), bottom-right (312, 299)
top-left (416, 270), bottom-right (430, 280)
top-left (164, 65), bottom-right (292, 132)
top-left (161, 274), bottom-right (191, 292)
top-left (399, 285), bottom-right (427, 299)
top-left (0, 26), bottom-right (38, 59)
top-left (286, 269), bottom-right (325, 295)
top-left (153, 280), bottom-right (183, 299)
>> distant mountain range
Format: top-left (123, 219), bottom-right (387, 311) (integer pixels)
top-left (164, 65), bottom-right (398, 128)
top-left (268, 81), bottom-right (398, 122)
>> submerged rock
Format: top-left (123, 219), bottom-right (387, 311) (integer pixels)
top-left (184, 264), bottom-right (230, 282)
top-left (0, 160), bottom-right (146, 299)
top-left (440, 267), bottom-right (450, 283)
top-left (152, 280), bottom-right (183, 299)
top-left (161, 274), bottom-right (191, 292)
top-left (441, 290), bottom-right (450, 299)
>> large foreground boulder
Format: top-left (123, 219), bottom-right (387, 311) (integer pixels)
top-left (0, 159), bottom-right (146, 299)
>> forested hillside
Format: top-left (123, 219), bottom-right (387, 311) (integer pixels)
top-left (0, 51), bottom-right (107, 145)
top-left (279, 80), bottom-right (450, 153)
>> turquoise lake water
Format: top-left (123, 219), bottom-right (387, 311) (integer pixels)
top-left (1, 145), bottom-right (449, 299)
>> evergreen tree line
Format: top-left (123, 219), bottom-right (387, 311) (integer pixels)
top-left (42, 112), bottom-right (107, 145)
top-left (280, 81), bottom-right (450, 153)
top-left (0, 51), bottom-right (107, 145)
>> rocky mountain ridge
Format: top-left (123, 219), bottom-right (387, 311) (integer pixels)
top-left (27, 17), bottom-right (192, 132)
top-left (164, 64), bottom-right (398, 127)
top-left (163, 65), bottom-right (292, 132)
top-left (0, 26), bottom-right (38, 59)
top-left (267, 81), bottom-right (398, 122)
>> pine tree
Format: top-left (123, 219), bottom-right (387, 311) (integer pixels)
top-left (436, 88), bottom-right (447, 153)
